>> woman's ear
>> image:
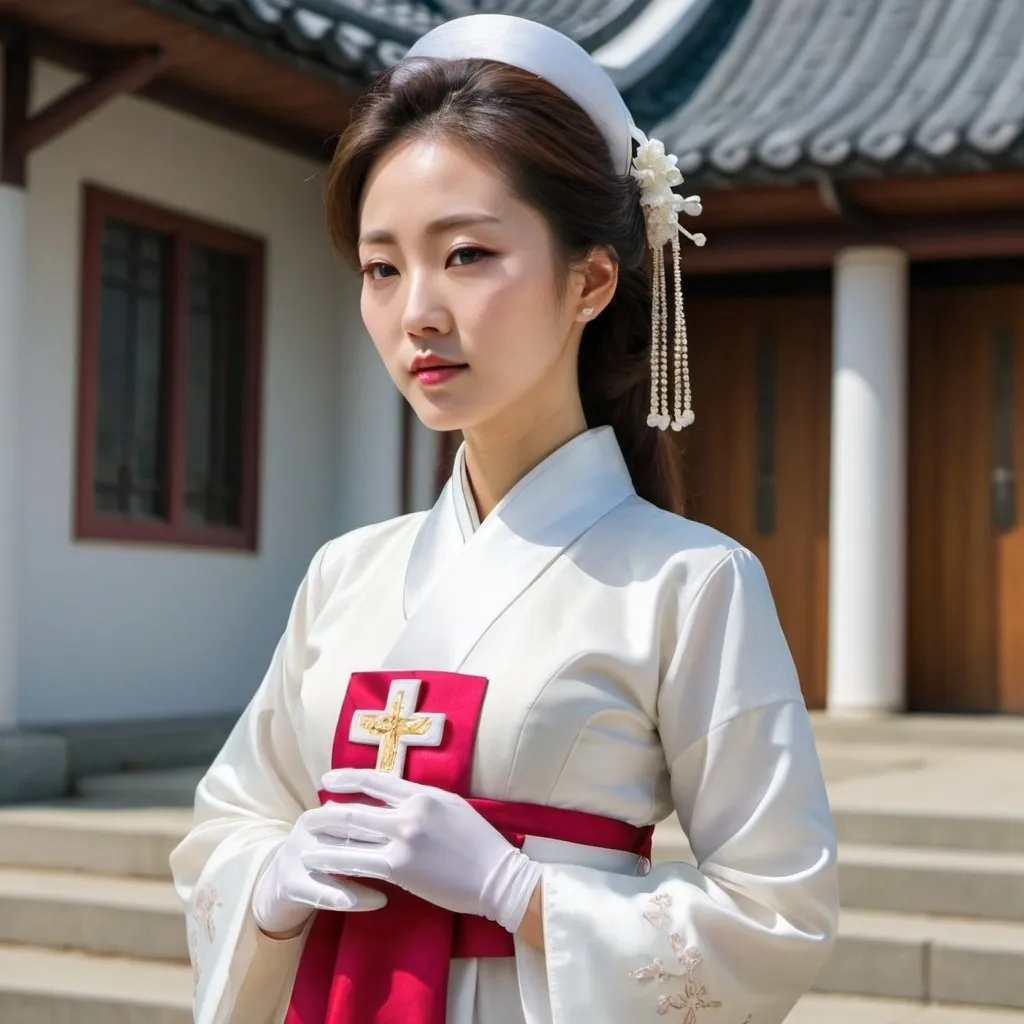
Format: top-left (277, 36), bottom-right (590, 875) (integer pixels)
top-left (572, 246), bottom-right (618, 322)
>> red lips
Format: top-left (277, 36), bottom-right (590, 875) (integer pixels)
top-left (410, 352), bottom-right (465, 373)
top-left (410, 352), bottom-right (467, 385)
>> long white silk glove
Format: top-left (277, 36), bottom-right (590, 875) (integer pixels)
top-left (251, 803), bottom-right (389, 936)
top-left (312, 768), bottom-right (543, 933)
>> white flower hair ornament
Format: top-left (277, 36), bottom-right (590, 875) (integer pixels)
top-left (630, 127), bottom-right (706, 431)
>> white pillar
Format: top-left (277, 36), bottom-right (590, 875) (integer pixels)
top-left (0, 183), bottom-right (26, 728)
top-left (827, 247), bottom-right (908, 714)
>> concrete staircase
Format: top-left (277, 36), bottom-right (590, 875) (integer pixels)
top-left (0, 806), bottom-right (194, 1022)
top-left (654, 723), bottom-right (1024, 1021)
top-left (0, 722), bottom-right (1022, 1022)
top-left (654, 809), bottom-right (1024, 1018)
top-left (823, 815), bottom-right (1024, 1010)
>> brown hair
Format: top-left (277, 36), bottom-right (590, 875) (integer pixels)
top-left (324, 57), bottom-right (686, 514)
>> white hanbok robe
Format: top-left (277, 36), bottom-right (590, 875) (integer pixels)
top-left (170, 425), bottom-right (838, 1024)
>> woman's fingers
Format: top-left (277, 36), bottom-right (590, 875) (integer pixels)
top-left (301, 845), bottom-right (392, 882)
top-left (305, 802), bottom-right (395, 845)
top-left (289, 873), bottom-right (388, 913)
top-left (321, 768), bottom-right (420, 806)
top-left (319, 824), bottom-right (389, 848)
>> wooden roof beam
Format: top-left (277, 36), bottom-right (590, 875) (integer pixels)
top-left (1, 29), bottom-right (164, 187)
top-left (1, 30), bottom-right (30, 185)
top-left (815, 172), bottom-right (878, 229)
top-left (685, 209), bottom-right (1024, 276)
top-left (18, 46), bottom-right (165, 155)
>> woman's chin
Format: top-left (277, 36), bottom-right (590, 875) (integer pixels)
top-left (409, 402), bottom-right (471, 435)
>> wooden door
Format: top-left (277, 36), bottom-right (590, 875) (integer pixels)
top-left (681, 293), bottom-right (832, 709)
top-left (909, 282), bottom-right (1024, 712)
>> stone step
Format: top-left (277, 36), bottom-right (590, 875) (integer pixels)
top-left (787, 993), bottom-right (1024, 1023)
top-left (841, 844), bottom-right (1024, 921)
top-left (74, 766), bottom-right (204, 807)
top-left (5, 862), bottom-right (1023, 1010)
top-left (1, 951), bottom-right (1022, 1024)
top-left (833, 808), bottom-right (1024, 853)
top-left (3, 951), bottom-right (1021, 1024)
top-left (8, 808), bottom-right (1024, 917)
top-left (657, 828), bottom-right (1024, 922)
top-left (0, 806), bottom-right (189, 878)
top-left (0, 867), bottom-right (187, 962)
top-left (0, 943), bottom-right (192, 1024)
top-left (819, 909), bottom-right (1024, 1009)
top-left (655, 806), bottom-right (1024, 859)
top-left (809, 713), bottom-right (1024, 752)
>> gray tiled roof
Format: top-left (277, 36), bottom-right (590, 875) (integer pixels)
top-left (438, 0), bottom-right (645, 50)
top-left (655, 0), bottom-right (1024, 186)
top-left (624, 0), bottom-right (753, 133)
top-left (159, 0), bottom-right (646, 85)
top-left (161, 0), bottom-right (444, 80)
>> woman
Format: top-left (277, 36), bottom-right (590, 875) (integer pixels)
top-left (170, 14), bottom-right (838, 1024)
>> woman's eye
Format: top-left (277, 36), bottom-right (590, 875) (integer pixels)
top-left (448, 247), bottom-right (489, 267)
top-left (363, 262), bottom-right (397, 281)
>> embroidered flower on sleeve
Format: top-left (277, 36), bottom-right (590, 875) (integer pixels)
top-left (193, 886), bottom-right (223, 943)
top-left (188, 928), bottom-right (202, 989)
top-left (643, 892), bottom-right (673, 929)
top-left (629, 894), bottom-right (725, 1023)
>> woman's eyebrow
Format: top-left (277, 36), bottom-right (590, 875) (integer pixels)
top-left (359, 213), bottom-right (502, 246)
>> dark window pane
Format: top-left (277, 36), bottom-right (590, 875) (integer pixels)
top-left (754, 327), bottom-right (777, 537)
top-left (992, 323), bottom-right (1016, 531)
top-left (93, 217), bottom-right (171, 520)
top-left (139, 232), bottom-right (162, 264)
top-left (184, 243), bottom-right (247, 527)
top-left (134, 294), bottom-right (165, 485)
top-left (95, 287), bottom-right (128, 488)
top-left (101, 223), bottom-right (130, 282)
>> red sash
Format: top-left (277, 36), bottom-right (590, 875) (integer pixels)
top-left (283, 670), bottom-right (652, 1024)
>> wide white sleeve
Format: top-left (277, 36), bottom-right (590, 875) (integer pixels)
top-left (533, 548), bottom-right (839, 1024)
top-left (168, 542), bottom-right (332, 1024)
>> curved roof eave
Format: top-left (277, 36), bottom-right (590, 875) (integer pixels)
top-left (654, 0), bottom-right (1024, 188)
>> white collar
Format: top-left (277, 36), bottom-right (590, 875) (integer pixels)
top-left (404, 427), bottom-right (633, 619)
top-left (397, 428), bottom-right (630, 651)
top-left (456, 444), bottom-right (481, 538)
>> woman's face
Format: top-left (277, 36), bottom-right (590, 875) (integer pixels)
top-left (357, 137), bottom-right (589, 436)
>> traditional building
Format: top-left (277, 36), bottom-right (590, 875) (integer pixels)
top-left (659, 0), bottom-right (1024, 716)
top-left (0, 0), bottom-right (421, 794)
top-left (0, 0), bottom-right (1020, 799)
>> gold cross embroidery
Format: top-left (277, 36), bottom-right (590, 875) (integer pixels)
top-left (358, 692), bottom-right (432, 773)
top-left (349, 679), bottom-right (446, 777)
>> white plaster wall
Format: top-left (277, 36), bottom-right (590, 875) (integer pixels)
top-left (15, 60), bottom-right (401, 725)
top-left (333, 327), bottom-right (403, 531)
top-left (0, 175), bottom-right (27, 727)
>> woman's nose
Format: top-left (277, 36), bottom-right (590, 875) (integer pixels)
top-left (401, 274), bottom-right (453, 338)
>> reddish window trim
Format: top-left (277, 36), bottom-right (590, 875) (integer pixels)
top-left (75, 183), bottom-right (265, 551)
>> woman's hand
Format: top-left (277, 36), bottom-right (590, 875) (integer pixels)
top-left (250, 804), bottom-right (389, 938)
top-left (315, 768), bottom-right (542, 933)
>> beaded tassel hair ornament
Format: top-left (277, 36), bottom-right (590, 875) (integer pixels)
top-left (407, 14), bottom-right (706, 432)
top-left (630, 127), bottom-right (706, 430)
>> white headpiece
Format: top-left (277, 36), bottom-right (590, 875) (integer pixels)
top-left (407, 14), bottom-right (705, 432)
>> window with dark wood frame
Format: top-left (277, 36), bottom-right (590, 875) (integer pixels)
top-left (76, 186), bottom-right (264, 550)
